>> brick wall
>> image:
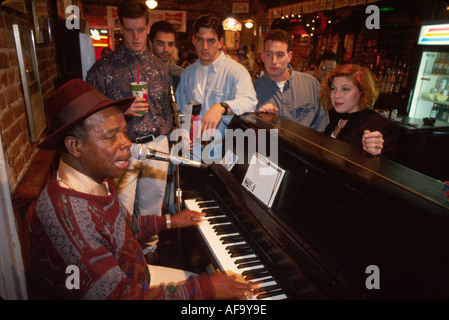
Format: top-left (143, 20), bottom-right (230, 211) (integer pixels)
top-left (0, 4), bottom-right (57, 192)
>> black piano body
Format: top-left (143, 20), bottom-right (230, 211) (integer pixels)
top-left (179, 113), bottom-right (449, 300)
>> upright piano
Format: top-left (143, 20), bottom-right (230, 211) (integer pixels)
top-left (180, 113), bottom-right (449, 300)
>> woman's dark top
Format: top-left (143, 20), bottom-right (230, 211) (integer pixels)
top-left (324, 109), bottom-right (400, 159)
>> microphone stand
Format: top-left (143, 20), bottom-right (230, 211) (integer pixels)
top-left (169, 85), bottom-right (183, 213)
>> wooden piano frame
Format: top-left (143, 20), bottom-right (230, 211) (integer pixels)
top-left (180, 112), bottom-right (449, 300)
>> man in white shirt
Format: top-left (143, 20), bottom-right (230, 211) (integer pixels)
top-left (175, 14), bottom-right (257, 161)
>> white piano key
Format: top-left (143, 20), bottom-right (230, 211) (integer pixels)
top-left (184, 198), bottom-right (287, 300)
top-left (258, 293), bottom-right (288, 300)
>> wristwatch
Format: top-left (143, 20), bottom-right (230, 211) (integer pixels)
top-left (165, 214), bottom-right (171, 229)
top-left (219, 102), bottom-right (229, 115)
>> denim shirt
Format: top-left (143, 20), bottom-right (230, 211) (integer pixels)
top-left (254, 67), bottom-right (329, 132)
top-left (175, 51), bottom-right (257, 137)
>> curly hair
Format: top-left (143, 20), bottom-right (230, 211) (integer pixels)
top-left (193, 14), bottom-right (224, 40)
top-left (263, 29), bottom-right (292, 52)
top-left (320, 64), bottom-right (379, 112)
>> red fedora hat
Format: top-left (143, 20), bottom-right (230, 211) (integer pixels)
top-left (39, 79), bottom-right (135, 150)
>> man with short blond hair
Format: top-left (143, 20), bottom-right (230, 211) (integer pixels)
top-left (86, 0), bottom-right (171, 217)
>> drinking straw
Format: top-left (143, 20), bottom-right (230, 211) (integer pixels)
top-left (137, 64), bottom-right (140, 84)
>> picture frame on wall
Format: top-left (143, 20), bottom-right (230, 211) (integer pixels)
top-left (12, 24), bottom-right (46, 142)
top-left (232, 2), bottom-right (249, 14)
top-left (31, 0), bottom-right (52, 44)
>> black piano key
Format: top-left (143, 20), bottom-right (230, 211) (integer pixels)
top-left (257, 289), bottom-right (285, 300)
top-left (242, 267), bottom-right (271, 281)
top-left (228, 248), bottom-right (252, 255)
top-left (198, 201), bottom-right (218, 208)
top-left (204, 208), bottom-right (225, 216)
top-left (255, 284), bottom-right (281, 294)
top-left (213, 223), bottom-right (233, 230)
top-left (215, 227), bottom-right (238, 235)
top-left (253, 277), bottom-right (275, 284)
top-left (213, 225), bottom-right (236, 233)
top-left (212, 223), bottom-right (232, 228)
top-left (237, 261), bottom-right (262, 269)
top-left (220, 235), bottom-right (244, 244)
top-left (208, 217), bottom-right (230, 224)
top-left (202, 207), bottom-right (221, 213)
top-left (194, 196), bottom-right (213, 202)
top-left (244, 272), bottom-right (271, 281)
top-left (242, 268), bottom-right (268, 277)
top-left (234, 257), bottom-right (260, 264)
top-left (230, 250), bottom-right (255, 258)
top-left (205, 213), bottom-right (217, 218)
top-left (225, 244), bottom-right (250, 251)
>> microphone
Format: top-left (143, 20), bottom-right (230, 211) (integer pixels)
top-left (131, 144), bottom-right (207, 169)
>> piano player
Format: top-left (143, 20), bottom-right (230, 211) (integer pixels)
top-left (28, 79), bottom-right (257, 300)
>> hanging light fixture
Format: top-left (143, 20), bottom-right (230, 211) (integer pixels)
top-left (245, 19), bottom-right (254, 29)
top-left (145, 0), bottom-right (158, 9)
top-left (222, 17), bottom-right (242, 31)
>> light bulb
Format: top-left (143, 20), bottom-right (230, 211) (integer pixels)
top-left (145, 0), bottom-right (158, 9)
top-left (245, 20), bottom-right (254, 29)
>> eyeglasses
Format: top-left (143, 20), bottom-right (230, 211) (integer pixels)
top-left (320, 65), bottom-right (334, 73)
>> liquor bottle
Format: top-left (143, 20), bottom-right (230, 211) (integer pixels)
top-left (376, 64), bottom-right (384, 88)
top-left (441, 105), bottom-right (449, 121)
top-left (430, 103), bottom-right (438, 120)
top-left (433, 53), bottom-right (443, 74)
top-left (394, 62), bottom-right (404, 94)
top-left (380, 65), bottom-right (389, 93)
top-left (443, 52), bottom-right (449, 75)
top-left (438, 53), bottom-right (445, 74)
top-left (401, 63), bottom-right (410, 89)
top-left (388, 63), bottom-right (397, 94)
top-left (390, 108), bottom-right (398, 119)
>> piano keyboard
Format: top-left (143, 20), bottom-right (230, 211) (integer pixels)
top-left (184, 196), bottom-right (288, 300)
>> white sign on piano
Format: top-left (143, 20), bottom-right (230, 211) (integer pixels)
top-left (242, 153), bottom-right (286, 208)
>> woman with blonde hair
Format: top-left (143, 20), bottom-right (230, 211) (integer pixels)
top-left (320, 64), bottom-right (399, 158)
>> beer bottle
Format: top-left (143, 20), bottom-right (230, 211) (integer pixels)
top-left (430, 103), bottom-right (438, 120)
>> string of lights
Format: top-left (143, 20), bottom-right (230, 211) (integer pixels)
top-left (271, 11), bottom-right (334, 37)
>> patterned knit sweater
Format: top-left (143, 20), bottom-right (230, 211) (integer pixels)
top-left (29, 175), bottom-right (214, 300)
